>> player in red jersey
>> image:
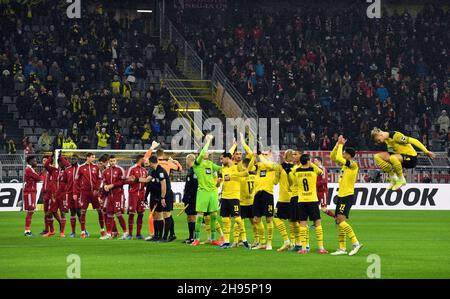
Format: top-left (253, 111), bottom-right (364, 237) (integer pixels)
top-left (313, 157), bottom-right (335, 218)
top-left (98, 154), bottom-right (112, 237)
top-left (75, 152), bottom-right (104, 239)
top-left (23, 156), bottom-right (42, 236)
top-left (63, 155), bottom-right (81, 238)
top-left (125, 155), bottom-right (150, 240)
top-left (39, 156), bottom-right (50, 235)
top-left (42, 154), bottom-right (70, 237)
top-left (100, 155), bottom-right (128, 239)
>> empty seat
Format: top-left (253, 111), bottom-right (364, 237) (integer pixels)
top-left (134, 144), bottom-right (143, 150)
top-left (144, 144), bottom-right (151, 149)
top-left (125, 144), bottom-right (134, 150)
top-left (28, 136), bottom-right (38, 143)
top-left (34, 128), bottom-right (44, 135)
top-left (8, 170), bottom-right (18, 178)
top-left (8, 104), bottom-right (17, 112)
top-left (23, 128), bottom-right (34, 135)
top-left (2, 96), bottom-right (12, 104)
top-left (18, 120), bottom-right (28, 128)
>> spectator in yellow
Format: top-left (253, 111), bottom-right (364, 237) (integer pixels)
top-left (97, 127), bottom-right (110, 149)
top-left (111, 75), bottom-right (121, 95)
top-left (141, 122), bottom-right (152, 144)
top-left (122, 80), bottom-right (132, 99)
top-left (71, 94), bottom-right (82, 114)
top-left (63, 136), bottom-right (77, 150)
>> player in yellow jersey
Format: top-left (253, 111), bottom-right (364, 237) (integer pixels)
top-left (371, 127), bottom-right (436, 190)
top-left (240, 133), bottom-right (276, 250)
top-left (273, 149), bottom-right (295, 252)
top-left (330, 135), bottom-right (363, 256)
top-left (291, 154), bottom-right (328, 255)
top-left (217, 153), bottom-right (252, 249)
top-left (288, 150), bottom-right (302, 251)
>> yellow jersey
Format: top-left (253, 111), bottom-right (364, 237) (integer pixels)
top-left (275, 163), bottom-right (294, 203)
top-left (220, 164), bottom-right (248, 200)
top-left (240, 171), bottom-right (256, 206)
top-left (385, 131), bottom-right (430, 157)
top-left (291, 163), bottom-right (323, 202)
top-left (288, 163), bottom-right (301, 198)
top-left (252, 161), bottom-right (275, 195)
top-left (331, 144), bottom-right (359, 197)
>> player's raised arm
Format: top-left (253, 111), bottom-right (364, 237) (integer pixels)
top-left (143, 141), bottom-right (160, 162)
top-left (310, 161), bottom-right (324, 176)
top-left (196, 134), bottom-right (213, 164)
top-left (228, 138), bottom-right (237, 155)
top-left (240, 133), bottom-right (253, 159)
top-left (406, 136), bottom-right (436, 159)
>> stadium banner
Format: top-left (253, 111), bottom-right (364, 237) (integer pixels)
top-left (1, 183), bottom-right (450, 211)
top-left (178, 0), bottom-right (228, 10)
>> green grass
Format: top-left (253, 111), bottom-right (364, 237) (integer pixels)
top-left (0, 210), bottom-right (449, 278)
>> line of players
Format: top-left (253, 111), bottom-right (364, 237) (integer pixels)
top-left (181, 133), bottom-right (363, 255)
top-left (23, 141), bottom-right (189, 241)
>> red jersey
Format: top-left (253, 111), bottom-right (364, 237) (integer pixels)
top-left (24, 165), bottom-right (42, 193)
top-left (40, 171), bottom-right (48, 193)
top-left (75, 162), bottom-right (102, 192)
top-left (103, 165), bottom-right (127, 195)
top-left (63, 165), bottom-right (78, 194)
top-left (316, 165), bottom-right (328, 193)
top-left (44, 156), bottom-right (70, 193)
top-left (126, 164), bottom-right (147, 194)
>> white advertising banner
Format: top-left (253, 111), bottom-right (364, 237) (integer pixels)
top-left (1, 183), bottom-right (449, 211)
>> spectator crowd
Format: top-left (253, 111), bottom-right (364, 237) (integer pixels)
top-left (0, 1), bottom-right (176, 153)
top-left (176, 2), bottom-right (449, 150)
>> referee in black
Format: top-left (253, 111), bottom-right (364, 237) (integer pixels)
top-left (148, 156), bottom-right (175, 242)
top-left (182, 154), bottom-right (198, 244)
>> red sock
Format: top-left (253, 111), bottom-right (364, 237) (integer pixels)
top-left (112, 219), bottom-right (118, 233)
top-left (53, 212), bottom-right (61, 227)
top-left (326, 210), bottom-right (336, 218)
top-left (137, 213), bottom-right (143, 236)
top-left (106, 215), bottom-right (113, 235)
top-left (70, 216), bottom-right (76, 233)
top-left (117, 214), bottom-right (127, 233)
top-left (44, 213), bottom-right (49, 231)
top-left (25, 211), bottom-right (34, 231)
top-left (48, 216), bottom-right (54, 232)
top-left (98, 211), bottom-right (105, 230)
top-left (80, 213), bottom-right (86, 231)
top-left (128, 213), bottom-right (135, 236)
top-left (60, 218), bottom-right (66, 234)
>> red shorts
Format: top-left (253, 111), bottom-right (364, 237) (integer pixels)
top-left (50, 192), bottom-right (69, 213)
top-left (80, 190), bottom-right (100, 210)
top-left (67, 193), bottom-right (80, 209)
top-left (43, 193), bottom-right (51, 212)
top-left (23, 192), bottom-right (36, 211)
top-left (128, 192), bottom-right (146, 214)
top-left (104, 193), bottom-right (125, 214)
top-left (317, 191), bottom-right (328, 207)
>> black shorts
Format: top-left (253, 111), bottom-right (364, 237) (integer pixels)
top-left (220, 199), bottom-right (240, 217)
top-left (335, 195), bottom-right (354, 218)
top-left (401, 155), bottom-right (418, 169)
top-left (274, 202), bottom-right (291, 220)
top-left (289, 196), bottom-right (299, 221)
top-left (298, 202), bottom-right (321, 222)
top-left (240, 205), bottom-right (253, 219)
top-left (154, 193), bottom-right (174, 212)
top-left (183, 199), bottom-right (197, 216)
top-left (252, 191), bottom-right (274, 217)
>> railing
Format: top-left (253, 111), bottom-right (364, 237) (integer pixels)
top-left (3, 152), bottom-right (449, 184)
top-left (160, 15), bottom-right (204, 80)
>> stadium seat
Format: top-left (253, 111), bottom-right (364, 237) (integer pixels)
top-left (23, 128), bottom-right (34, 135)
top-left (31, 25), bottom-right (40, 32)
top-left (2, 96), bottom-right (12, 104)
top-left (144, 144), bottom-right (151, 149)
top-left (34, 128), bottom-right (44, 135)
top-left (18, 120), bottom-right (28, 128)
top-left (125, 144), bottom-right (133, 150)
top-left (134, 144), bottom-right (143, 150)
top-left (8, 170), bottom-right (18, 178)
top-left (28, 136), bottom-right (38, 144)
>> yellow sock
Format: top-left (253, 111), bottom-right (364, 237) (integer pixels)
top-left (232, 222), bottom-right (240, 243)
top-left (274, 218), bottom-right (289, 242)
top-left (299, 225), bottom-right (308, 248)
top-left (252, 222), bottom-right (259, 243)
top-left (293, 221), bottom-right (301, 245)
top-left (235, 217), bottom-right (246, 241)
top-left (215, 220), bottom-right (223, 236)
top-left (222, 217), bottom-right (231, 243)
top-left (266, 220), bottom-right (274, 246)
top-left (288, 221), bottom-right (296, 243)
top-left (204, 215), bottom-right (211, 239)
top-left (257, 221), bottom-right (266, 244)
top-left (315, 225), bottom-right (324, 249)
top-left (306, 225), bottom-right (310, 247)
top-left (338, 225), bottom-right (346, 250)
top-left (374, 154), bottom-right (394, 176)
top-left (389, 155), bottom-right (404, 178)
top-left (339, 221), bottom-right (359, 245)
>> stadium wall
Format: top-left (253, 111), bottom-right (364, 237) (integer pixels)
top-left (1, 183), bottom-right (449, 212)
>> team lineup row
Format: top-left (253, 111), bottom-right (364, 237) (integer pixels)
top-left (22, 128), bottom-right (435, 255)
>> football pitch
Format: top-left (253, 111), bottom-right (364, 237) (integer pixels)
top-left (0, 210), bottom-right (449, 279)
